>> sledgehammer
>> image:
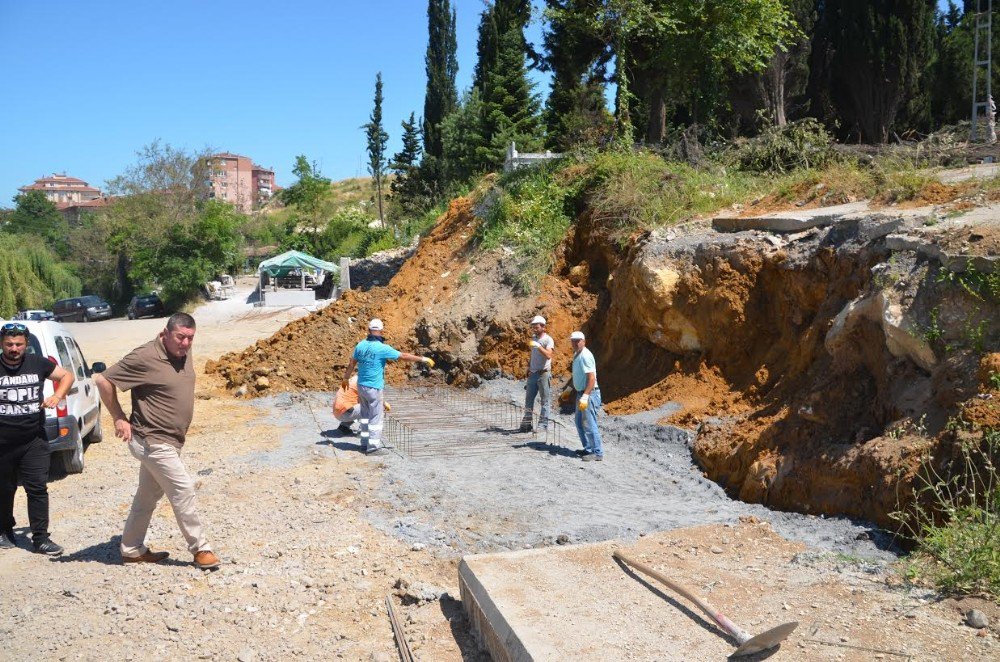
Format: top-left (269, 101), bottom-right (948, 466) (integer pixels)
top-left (613, 551), bottom-right (798, 658)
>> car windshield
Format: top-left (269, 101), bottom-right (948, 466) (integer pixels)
top-left (80, 296), bottom-right (104, 306)
top-left (138, 295), bottom-right (159, 303)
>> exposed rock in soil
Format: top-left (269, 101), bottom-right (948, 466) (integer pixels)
top-left (348, 244), bottom-right (416, 291)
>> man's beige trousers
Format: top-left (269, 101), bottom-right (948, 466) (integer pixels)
top-left (121, 436), bottom-right (210, 558)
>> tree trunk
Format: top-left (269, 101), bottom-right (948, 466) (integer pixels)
top-left (645, 85), bottom-right (667, 143)
top-left (375, 175), bottom-right (385, 229)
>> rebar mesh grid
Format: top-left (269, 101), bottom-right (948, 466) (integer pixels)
top-left (381, 386), bottom-right (571, 458)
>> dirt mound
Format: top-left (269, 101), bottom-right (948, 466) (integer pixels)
top-left (208, 196), bottom-right (485, 393)
top-left (210, 195), bottom-right (605, 395)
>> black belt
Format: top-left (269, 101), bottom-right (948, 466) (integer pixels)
top-left (529, 369), bottom-right (550, 375)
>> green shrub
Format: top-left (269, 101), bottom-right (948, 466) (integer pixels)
top-left (892, 428), bottom-right (1000, 597)
top-left (729, 118), bottom-right (835, 174)
top-left (582, 150), bottom-right (758, 234)
top-left (0, 234), bottom-right (81, 317)
top-left (478, 162), bottom-right (580, 294)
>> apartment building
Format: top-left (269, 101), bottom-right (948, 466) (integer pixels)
top-left (18, 174), bottom-right (102, 207)
top-left (205, 152), bottom-right (275, 213)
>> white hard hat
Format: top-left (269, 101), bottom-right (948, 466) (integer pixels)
top-left (530, 315), bottom-right (546, 325)
top-left (368, 318), bottom-right (384, 331)
top-left (569, 331), bottom-right (585, 341)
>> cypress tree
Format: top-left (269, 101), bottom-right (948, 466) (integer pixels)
top-left (363, 72), bottom-right (389, 228)
top-left (423, 0), bottom-right (458, 166)
top-left (390, 112), bottom-right (426, 216)
top-left (441, 88), bottom-right (490, 184)
top-left (822, 0), bottom-right (937, 142)
top-left (473, 0), bottom-right (542, 168)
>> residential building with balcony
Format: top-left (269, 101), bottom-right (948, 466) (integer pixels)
top-left (18, 174), bottom-right (102, 207)
top-left (205, 152), bottom-right (276, 213)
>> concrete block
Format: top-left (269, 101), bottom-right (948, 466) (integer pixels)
top-left (712, 202), bottom-right (870, 233)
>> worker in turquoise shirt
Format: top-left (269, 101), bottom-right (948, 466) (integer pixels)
top-left (343, 318), bottom-right (433, 456)
top-left (569, 330), bottom-right (603, 461)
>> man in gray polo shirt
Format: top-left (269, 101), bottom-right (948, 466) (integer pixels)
top-left (94, 312), bottom-right (219, 569)
top-left (519, 315), bottom-right (554, 432)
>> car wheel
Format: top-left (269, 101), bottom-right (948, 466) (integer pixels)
top-left (83, 410), bottom-right (103, 444)
top-left (128, 312), bottom-right (135, 320)
top-left (62, 435), bottom-right (85, 474)
top-left (83, 313), bottom-right (91, 323)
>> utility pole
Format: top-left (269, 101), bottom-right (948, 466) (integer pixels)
top-left (971, 0), bottom-right (996, 143)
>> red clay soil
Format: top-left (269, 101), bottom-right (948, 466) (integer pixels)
top-left (210, 195), bottom-right (603, 393)
top-left (208, 196), bottom-right (484, 392)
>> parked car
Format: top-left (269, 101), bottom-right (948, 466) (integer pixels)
top-left (53, 295), bottom-right (112, 323)
top-left (14, 309), bottom-right (55, 321)
top-left (20, 320), bottom-right (105, 473)
top-left (127, 293), bottom-right (165, 320)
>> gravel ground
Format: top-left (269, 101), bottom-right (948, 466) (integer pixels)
top-left (314, 378), bottom-right (897, 561)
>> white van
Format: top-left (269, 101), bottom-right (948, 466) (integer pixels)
top-left (20, 321), bottom-right (105, 473)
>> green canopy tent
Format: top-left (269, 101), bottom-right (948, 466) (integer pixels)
top-left (256, 250), bottom-right (339, 301)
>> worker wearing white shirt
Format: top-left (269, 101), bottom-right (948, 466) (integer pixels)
top-left (519, 315), bottom-right (554, 432)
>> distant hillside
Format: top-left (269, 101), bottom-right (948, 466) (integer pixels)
top-left (327, 177), bottom-right (376, 209)
top-left (262, 176), bottom-right (378, 223)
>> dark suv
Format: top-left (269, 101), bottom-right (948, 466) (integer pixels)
top-left (53, 295), bottom-right (113, 323)
top-left (127, 293), bottom-right (165, 320)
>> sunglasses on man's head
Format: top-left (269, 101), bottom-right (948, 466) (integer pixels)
top-left (1, 322), bottom-right (29, 336)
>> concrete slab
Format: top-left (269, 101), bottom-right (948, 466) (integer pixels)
top-left (712, 202), bottom-right (870, 233)
top-left (458, 530), bottom-right (792, 661)
top-left (458, 523), bottom-right (982, 661)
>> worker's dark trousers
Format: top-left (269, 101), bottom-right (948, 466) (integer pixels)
top-left (0, 435), bottom-right (51, 541)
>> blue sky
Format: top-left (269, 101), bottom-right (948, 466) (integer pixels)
top-left (0, 1), bottom-right (961, 206)
top-left (0, 0), bottom-right (550, 206)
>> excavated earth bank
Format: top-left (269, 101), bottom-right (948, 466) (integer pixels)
top-left (211, 195), bottom-right (1000, 527)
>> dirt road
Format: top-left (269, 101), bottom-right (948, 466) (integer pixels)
top-left (0, 283), bottom-right (996, 660)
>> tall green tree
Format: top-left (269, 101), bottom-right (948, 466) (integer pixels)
top-left (552, 1), bottom-right (793, 143)
top-left (84, 142), bottom-right (240, 305)
top-left (547, 1), bottom-right (676, 144)
top-left (931, 2), bottom-right (972, 126)
top-left (6, 190), bottom-right (70, 257)
top-left (362, 72), bottom-right (389, 228)
top-left (279, 155), bottom-right (331, 237)
top-left (129, 200), bottom-right (242, 307)
top-left (473, 0), bottom-right (543, 165)
top-left (756, 0), bottom-right (815, 127)
top-left (441, 88), bottom-right (490, 184)
top-left (542, 0), bottom-right (612, 149)
top-left (390, 112), bottom-right (426, 216)
top-left (423, 0), bottom-right (459, 179)
top-left (820, 0), bottom-right (937, 142)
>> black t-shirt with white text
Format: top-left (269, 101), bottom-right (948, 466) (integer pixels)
top-left (0, 354), bottom-right (55, 443)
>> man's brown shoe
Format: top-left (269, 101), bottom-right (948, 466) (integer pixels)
top-left (122, 550), bottom-right (169, 564)
top-left (193, 550), bottom-right (221, 570)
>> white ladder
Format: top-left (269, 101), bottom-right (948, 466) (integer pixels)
top-left (971, 0), bottom-right (996, 143)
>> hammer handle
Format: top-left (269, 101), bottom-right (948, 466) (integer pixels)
top-left (614, 551), bottom-right (752, 644)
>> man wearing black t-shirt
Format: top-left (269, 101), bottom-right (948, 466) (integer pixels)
top-left (0, 322), bottom-right (74, 555)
